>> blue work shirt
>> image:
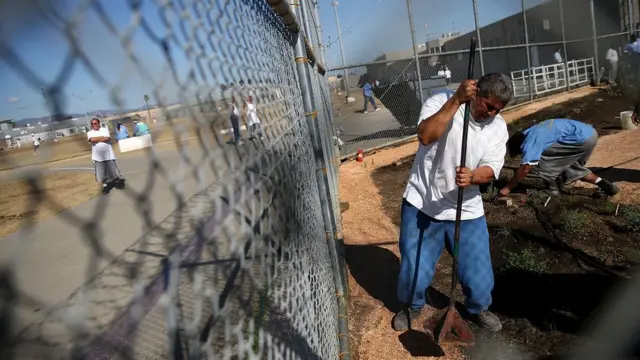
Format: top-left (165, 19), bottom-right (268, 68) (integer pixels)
top-left (625, 40), bottom-right (640, 54)
top-left (134, 122), bottom-right (150, 136)
top-left (362, 82), bottom-right (373, 97)
top-left (115, 126), bottom-right (129, 141)
top-left (520, 119), bottom-right (596, 165)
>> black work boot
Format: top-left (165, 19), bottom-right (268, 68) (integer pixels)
top-left (597, 179), bottom-right (620, 196)
top-left (470, 310), bottom-right (503, 332)
top-left (392, 307), bottom-right (422, 331)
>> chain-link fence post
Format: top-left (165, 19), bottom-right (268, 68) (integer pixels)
top-left (292, 1), bottom-right (351, 358)
top-left (590, 0), bottom-right (600, 83)
top-left (522, 0), bottom-right (534, 101)
top-left (406, 0), bottom-right (424, 104)
top-left (331, 0), bottom-right (350, 100)
top-left (559, 0), bottom-right (571, 91)
top-left (472, 0), bottom-right (485, 76)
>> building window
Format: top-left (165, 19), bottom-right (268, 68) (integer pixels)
top-left (543, 19), bottom-right (550, 30)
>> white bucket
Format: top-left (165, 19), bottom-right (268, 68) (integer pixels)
top-left (620, 111), bottom-right (639, 131)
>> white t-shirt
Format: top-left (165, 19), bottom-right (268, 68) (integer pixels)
top-left (245, 102), bottom-right (260, 126)
top-left (33, 139), bottom-right (40, 146)
top-left (606, 48), bottom-right (618, 62)
top-left (437, 70), bottom-right (445, 77)
top-left (87, 127), bottom-right (116, 162)
top-left (444, 70), bottom-right (452, 79)
top-left (554, 51), bottom-right (563, 63)
top-left (403, 90), bottom-right (509, 221)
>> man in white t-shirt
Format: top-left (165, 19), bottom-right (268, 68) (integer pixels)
top-left (32, 136), bottom-right (40, 154)
top-left (87, 118), bottom-right (124, 195)
top-left (392, 73), bottom-right (514, 333)
top-left (444, 65), bottom-right (452, 86)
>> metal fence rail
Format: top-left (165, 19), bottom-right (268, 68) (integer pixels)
top-left (0, 0), bottom-right (347, 359)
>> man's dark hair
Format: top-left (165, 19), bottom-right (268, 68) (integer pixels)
top-left (507, 131), bottom-right (525, 157)
top-left (631, 34), bottom-right (637, 43)
top-left (477, 73), bottom-right (514, 106)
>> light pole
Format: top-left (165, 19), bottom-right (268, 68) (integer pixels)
top-left (71, 90), bottom-right (92, 126)
top-left (40, 87), bottom-right (56, 141)
top-left (331, 0), bottom-right (350, 100)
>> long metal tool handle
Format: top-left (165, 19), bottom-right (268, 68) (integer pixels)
top-left (449, 37), bottom-right (477, 308)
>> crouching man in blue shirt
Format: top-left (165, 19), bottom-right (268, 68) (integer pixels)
top-left (501, 119), bottom-right (620, 197)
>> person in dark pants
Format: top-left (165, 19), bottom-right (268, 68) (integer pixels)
top-left (229, 97), bottom-right (243, 145)
top-left (393, 73), bottom-right (515, 333)
top-left (501, 119), bottom-right (620, 198)
top-left (360, 80), bottom-right (379, 114)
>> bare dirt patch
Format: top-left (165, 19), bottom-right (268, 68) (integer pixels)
top-left (340, 87), bottom-right (640, 359)
top-left (0, 172), bottom-right (100, 238)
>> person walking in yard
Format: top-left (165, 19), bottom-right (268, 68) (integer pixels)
top-left (230, 97), bottom-right (243, 145)
top-left (87, 118), bottom-right (125, 195)
top-left (501, 119), bottom-right (619, 198)
top-left (444, 65), bottom-right (452, 86)
top-left (605, 47), bottom-right (618, 85)
top-left (32, 136), bottom-right (40, 154)
top-left (244, 96), bottom-right (264, 140)
top-left (360, 79), bottom-right (379, 114)
top-left (393, 73), bottom-right (514, 333)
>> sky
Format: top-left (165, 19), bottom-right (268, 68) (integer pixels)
top-left (0, 0), bottom-right (551, 121)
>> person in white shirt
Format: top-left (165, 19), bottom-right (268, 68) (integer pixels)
top-left (392, 73), bottom-right (514, 333)
top-left (244, 96), bottom-right (264, 140)
top-left (87, 118), bottom-right (124, 195)
top-left (605, 47), bottom-right (618, 85)
top-left (32, 136), bottom-right (40, 154)
top-left (444, 65), bottom-right (452, 86)
top-left (437, 68), bottom-right (445, 77)
top-left (554, 48), bottom-right (563, 64)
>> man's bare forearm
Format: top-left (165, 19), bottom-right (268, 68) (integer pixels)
top-left (417, 94), bottom-right (461, 146)
top-left (88, 137), bottom-right (110, 143)
top-left (471, 166), bottom-right (496, 185)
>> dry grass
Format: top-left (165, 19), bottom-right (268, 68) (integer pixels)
top-left (0, 172), bottom-right (100, 238)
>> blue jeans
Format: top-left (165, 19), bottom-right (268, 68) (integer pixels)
top-left (363, 96), bottom-right (377, 111)
top-left (230, 115), bottom-right (241, 143)
top-left (396, 199), bottom-right (494, 314)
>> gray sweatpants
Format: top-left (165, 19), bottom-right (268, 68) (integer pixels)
top-left (94, 160), bottom-right (122, 183)
top-left (538, 132), bottom-right (597, 184)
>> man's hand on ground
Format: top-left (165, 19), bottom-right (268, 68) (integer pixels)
top-left (454, 79), bottom-right (478, 104)
top-left (499, 187), bottom-right (511, 197)
top-left (456, 167), bottom-right (473, 188)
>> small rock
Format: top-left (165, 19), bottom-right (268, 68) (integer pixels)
top-left (573, 108), bottom-right (581, 114)
top-left (596, 98), bottom-right (604, 102)
top-left (346, 97), bottom-right (356, 104)
top-left (496, 197), bottom-right (513, 207)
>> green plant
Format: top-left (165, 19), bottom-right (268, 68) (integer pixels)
top-left (495, 226), bottom-right (511, 239)
top-left (559, 210), bottom-right (589, 234)
top-left (598, 201), bottom-right (617, 215)
top-left (621, 206), bottom-right (640, 233)
top-left (482, 183), bottom-right (499, 200)
top-left (526, 189), bottom-right (548, 205)
top-left (504, 248), bottom-right (548, 273)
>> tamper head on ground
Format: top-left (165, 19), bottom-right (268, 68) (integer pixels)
top-left (424, 307), bottom-right (475, 346)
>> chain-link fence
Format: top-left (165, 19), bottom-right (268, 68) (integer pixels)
top-left (323, 0), bottom-right (636, 157)
top-left (0, 0), bottom-right (349, 359)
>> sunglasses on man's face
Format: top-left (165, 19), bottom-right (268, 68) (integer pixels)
top-left (91, 122), bottom-right (99, 126)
